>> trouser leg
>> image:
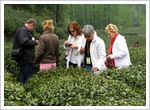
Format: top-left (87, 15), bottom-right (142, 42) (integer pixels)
top-left (19, 63), bottom-right (35, 83)
top-left (69, 62), bottom-right (77, 68)
top-left (84, 65), bottom-right (94, 73)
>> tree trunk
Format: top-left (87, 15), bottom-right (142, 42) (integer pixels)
top-left (56, 4), bottom-right (59, 23)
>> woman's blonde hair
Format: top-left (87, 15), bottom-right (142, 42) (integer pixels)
top-left (105, 24), bottom-right (118, 34)
top-left (42, 19), bottom-right (54, 31)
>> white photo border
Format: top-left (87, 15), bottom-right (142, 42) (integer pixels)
top-left (1, 1), bottom-right (149, 110)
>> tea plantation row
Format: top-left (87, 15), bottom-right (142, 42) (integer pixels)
top-left (4, 41), bottom-right (146, 106)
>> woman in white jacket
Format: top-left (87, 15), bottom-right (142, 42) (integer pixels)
top-left (80, 25), bottom-right (106, 73)
top-left (64, 21), bottom-right (85, 68)
top-left (105, 24), bottom-right (131, 69)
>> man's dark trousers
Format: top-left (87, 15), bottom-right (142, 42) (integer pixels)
top-left (19, 63), bottom-right (35, 83)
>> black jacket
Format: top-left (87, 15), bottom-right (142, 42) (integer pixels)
top-left (12, 25), bottom-right (37, 64)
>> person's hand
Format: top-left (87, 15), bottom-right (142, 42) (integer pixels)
top-left (80, 47), bottom-right (84, 54)
top-left (92, 67), bottom-right (98, 72)
top-left (64, 41), bottom-right (69, 45)
top-left (70, 44), bottom-right (77, 49)
top-left (36, 40), bottom-right (39, 45)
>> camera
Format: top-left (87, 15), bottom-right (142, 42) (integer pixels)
top-left (65, 44), bottom-right (72, 47)
top-left (68, 44), bottom-right (72, 46)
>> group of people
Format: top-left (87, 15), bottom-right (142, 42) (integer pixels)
top-left (12, 18), bottom-right (131, 83)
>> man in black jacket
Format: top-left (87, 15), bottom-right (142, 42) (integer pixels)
top-left (12, 18), bottom-right (38, 83)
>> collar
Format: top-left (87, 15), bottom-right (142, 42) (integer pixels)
top-left (43, 30), bottom-right (53, 34)
top-left (91, 31), bottom-right (98, 42)
top-left (23, 25), bottom-right (30, 32)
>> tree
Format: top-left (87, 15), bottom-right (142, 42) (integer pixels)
top-left (56, 4), bottom-right (60, 23)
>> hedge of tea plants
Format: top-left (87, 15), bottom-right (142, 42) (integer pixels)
top-left (4, 41), bottom-right (146, 106)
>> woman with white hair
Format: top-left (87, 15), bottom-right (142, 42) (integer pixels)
top-left (80, 25), bottom-right (106, 73)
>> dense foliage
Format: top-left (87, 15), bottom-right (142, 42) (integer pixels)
top-left (4, 66), bottom-right (146, 106)
top-left (4, 5), bottom-right (68, 39)
top-left (4, 37), bottom-right (146, 106)
top-left (4, 4), bottom-right (146, 39)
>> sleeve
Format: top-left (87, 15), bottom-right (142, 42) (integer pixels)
top-left (77, 36), bottom-right (85, 52)
top-left (55, 36), bottom-right (60, 66)
top-left (64, 35), bottom-right (71, 51)
top-left (110, 36), bottom-right (128, 59)
top-left (95, 40), bottom-right (106, 70)
top-left (34, 36), bottom-right (45, 64)
top-left (18, 28), bottom-right (37, 48)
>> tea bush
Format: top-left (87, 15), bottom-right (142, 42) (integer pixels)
top-left (4, 5), bottom-right (68, 39)
top-left (4, 42), bottom-right (19, 75)
top-left (4, 67), bottom-right (146, 106)
top-left (100, 65), bottom-right (146, 99)
top-left (54, 27), bottom-right (68, 40)
top-left (4, 6), bottom-right (39, 37)
top-left (129, 47), bottom-right (146, 65)
top-left (4, 39), bottom-right (146, 106)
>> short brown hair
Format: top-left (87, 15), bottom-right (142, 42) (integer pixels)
top-left (26, 18), bottom-right (37, 26)
top-left (42, 19), bottom-right (54, 31)
top-left (68, 21), bottom-right (83, 35)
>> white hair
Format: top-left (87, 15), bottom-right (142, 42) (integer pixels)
top-left (83, 25), bottom-right (94, 35)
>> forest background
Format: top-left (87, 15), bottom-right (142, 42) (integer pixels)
top-left (4, 4), bottom-right (146, 41)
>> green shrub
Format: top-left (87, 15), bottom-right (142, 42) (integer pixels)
top-left (4, 79), bottom-right (38, 106)
top-left (5, 6), bottom-right (32, 37)
top-left (4, 5), bottom-right (50, 37)
top-left (4, 67), bottom-right (145, 106)
top-left (54, 27), bottom-right (68, 39)
top-left (4, 66), bottom-right (146, 106)
top-left (129, 47), bottom-right (146, 65)
top-left (4, 39), bottom-right (146, 106)
top-left (100, 65), bottom-right (146, 99)
top-left (4, 42), bottom-right (19, 75)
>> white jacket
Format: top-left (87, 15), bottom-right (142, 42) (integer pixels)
top-left (64, 34), bottom-right (85, 68)
top-left (83, 32), bottom-right (107, 73)
top-left (109, 34), bottom-right (132, 69)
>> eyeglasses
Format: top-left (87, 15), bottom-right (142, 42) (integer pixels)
top-left (70, 30), bottom-right (75, 33)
